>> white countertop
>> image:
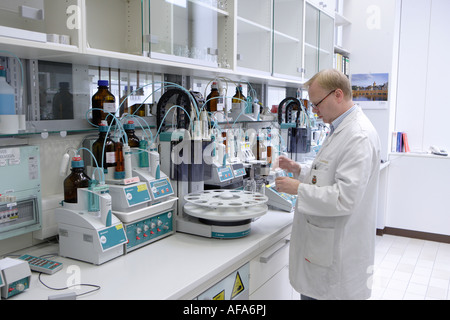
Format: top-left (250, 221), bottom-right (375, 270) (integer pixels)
top-left (11, 209), bottom-right (293, 300)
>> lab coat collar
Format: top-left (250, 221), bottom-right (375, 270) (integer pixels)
top-left (320, 106), bottom-right (360, 152)
top-left (330, 105), bottom-right (360, 137)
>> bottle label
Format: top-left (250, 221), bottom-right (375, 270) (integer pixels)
top-left (0, 94), bottom-right (16, 115)
top-left (106, 151), bottom-right (116, 164)
top-left (231, 103), bottom-right (240, 111)
top-left (103, 103), bottom-right (116, 113)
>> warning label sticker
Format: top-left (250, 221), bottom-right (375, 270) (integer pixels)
top-left (213, 290), bottom-right (225, 300)
top-left (231, 272), bottom-right (245, 299)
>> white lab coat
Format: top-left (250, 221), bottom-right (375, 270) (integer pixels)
top-left (289, 106), bottom-right (381, 300)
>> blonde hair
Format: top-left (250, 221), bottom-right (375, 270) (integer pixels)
top-left (305, 69), bottom-right (352, 100)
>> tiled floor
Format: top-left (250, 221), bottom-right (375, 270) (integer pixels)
top-left (371, 234), bottom-right (450, 300)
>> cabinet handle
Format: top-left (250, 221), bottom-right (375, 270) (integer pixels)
top-left (259, 239), bottom-right (290, 264)
top-left (207, 48), bottom-right (218, 55)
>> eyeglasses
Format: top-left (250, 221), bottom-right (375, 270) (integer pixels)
top-left (311, 90), bottom-right (336, 109)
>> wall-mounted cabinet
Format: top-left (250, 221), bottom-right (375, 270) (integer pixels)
top-left (272, 0), bottom-right (304, 80)
top-left (85, 0), bottom-right (143, 56)
top-left (304, 2), bottom-right (334, 80)
top-left (0, 0), bottom-right (82, 54)
top-left (148, 0), bottom-right (232, 68)
top-left (0, 0), bottom-right (337, 92)
top-left (237, 0), bottom-right (334, 82)
top-left (236, 0), bottom-right (272, 75)
top-left (308, 0), bottom-right (335, 16)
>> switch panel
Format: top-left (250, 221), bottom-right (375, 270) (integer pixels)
top-left (123, 210), bottom-right (174, 253)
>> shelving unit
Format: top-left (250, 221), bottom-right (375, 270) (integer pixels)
top-left (0, 0), bottom-right (344, 137)
top-left (0, 0), bottom-right (339, 85)
top-left (333, 1), bottom-right (351, 76)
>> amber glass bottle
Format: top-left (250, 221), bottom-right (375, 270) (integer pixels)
top-left (232, 85), bottom-right (245, 104)
top-left (124, 120), bottom-right (140, 147)
top-left (206, 82), bottom-right (220, 112)
top-left (92, 80), bottom-right (116, 126)
top-left (92, 122), bottom-right (117, 172)
top-left (114, 139), bottom-right (125, 179)
top-left (63, 157), bottom-right (91, 203)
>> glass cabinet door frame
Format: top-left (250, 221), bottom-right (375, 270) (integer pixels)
top-left (272, 0), bottom-right (304, 81)
top-left (146, 0), bottom-right (231, 69)
top-left (303, 1), bottom-right (335, 81)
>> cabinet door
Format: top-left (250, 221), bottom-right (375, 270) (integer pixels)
top-left (85, 0), bottom-right (143, 55)
top-left (318, 10), bottom-right (334, 72)
top-left (304, 2), bottom-right (334, 80)
top-left (304, 2), bottom-right (320, 80)
top-left (308, 0), bottom-right (336, 16)
top-left (0, 0), bottom-right (81, 48)
top-left (273, 0), bottom-right (304, 80)
top-left (249, 238), bottom-right (293, 299)
top-left (236, 0), bottom-right (272, 75)
top-left (250, 265), bottom-right (293, 300)
top-left (148, 0), bottom-right (226, 67)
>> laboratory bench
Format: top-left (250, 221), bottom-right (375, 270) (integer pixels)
top-left (10, 209), bottom-right (293, 300)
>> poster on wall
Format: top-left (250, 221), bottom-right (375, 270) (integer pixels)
top-left (351, 73), bottom-right (389, 109)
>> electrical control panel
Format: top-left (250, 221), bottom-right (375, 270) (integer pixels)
top-left (216, 166), bottom-right (234, 182)
top-left (148, 178), bottom-right (174, 201)
top-left (0, 146), bottom-right (42, 240)
top-left (123, 210), bottom-right (174, 253)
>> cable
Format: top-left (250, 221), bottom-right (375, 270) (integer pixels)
top-left (38, 272), bottom-right (101, 298)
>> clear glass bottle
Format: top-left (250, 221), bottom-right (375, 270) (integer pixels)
top-left (64, 157), bottom-right (91, 203)
top-left (92, 80), bottom-right (116, 126)
top-left (92, 122), bottom-right (117, 172)
top-left (257, 133), bottom-right (267, 161)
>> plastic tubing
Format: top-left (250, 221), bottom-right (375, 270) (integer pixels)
top-left (83, 108), bottom-right (125, 178)
top-left (117, 81), bottom-right (201, 120)
top-left (154, 104), bottom-right (192, 143)
top-left (231, 96), bottom-right (253, 129)
top-left (121, 113), bottom-right (153, 143)
top-left (76, 147), bottom-right (105, 183)
top-left (116, 81), bottom-right (201, 147)
top-left (298, 99), bottom-right (312, 128)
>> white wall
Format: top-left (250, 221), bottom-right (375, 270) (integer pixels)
top-left (345, 0), bottom-right (400, 161)
top-left (385, 0), bottom-right (450, 236)
top-left (396, 0), bottom-right (450, 152)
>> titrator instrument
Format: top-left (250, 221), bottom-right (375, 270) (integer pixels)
top-left (157, 87), bottom-right (271, 239)
top-left (56, 134), bottom-right (177, 264)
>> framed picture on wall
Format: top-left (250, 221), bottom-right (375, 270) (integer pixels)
top-left (351, 73), bottom-right (389, 109)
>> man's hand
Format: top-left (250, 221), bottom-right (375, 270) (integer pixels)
top-left (275, 176), bottom-right (300, 195)
top-left (276, 156), bottom-right (301, 177)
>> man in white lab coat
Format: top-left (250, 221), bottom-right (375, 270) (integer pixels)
top-left (275, 69), bottom-right (381, 300)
